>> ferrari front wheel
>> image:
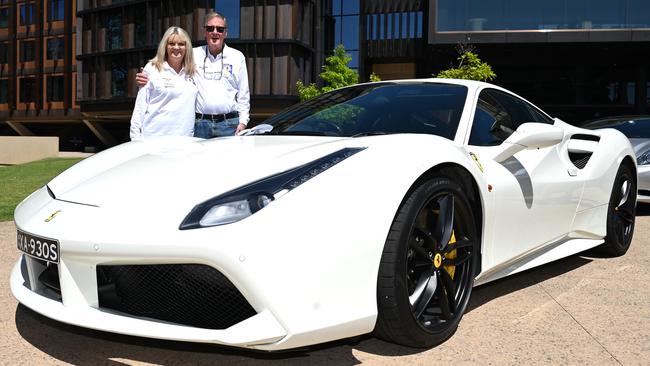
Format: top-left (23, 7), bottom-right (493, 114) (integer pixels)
top-left (375, 176), bottom-right (478, 348)
top-left (600, 163), bottom-right (636, 256)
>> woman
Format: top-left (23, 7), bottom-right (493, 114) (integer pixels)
top-left (130, 26), bottom-right (198, 139)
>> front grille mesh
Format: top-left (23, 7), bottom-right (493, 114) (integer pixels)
top-left (97, 264), bottom-right (256, 330)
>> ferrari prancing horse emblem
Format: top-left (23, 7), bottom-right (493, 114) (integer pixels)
top-left (45, 210), bottom-right (61, 222)
top-left (433, 253), bottom-right (442, 268)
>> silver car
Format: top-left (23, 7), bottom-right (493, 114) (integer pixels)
top-left (584, 115), bottom-right (650, 203)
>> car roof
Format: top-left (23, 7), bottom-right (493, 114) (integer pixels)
top-left (583, 115), bottom-right (650, 128)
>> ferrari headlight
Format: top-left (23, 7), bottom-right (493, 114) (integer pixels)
top-left (180, 147), bottom-right (365, 229)
top-left (638, 150), bottom-right (650, 165)
top-left (199, 195), bottom-right (272, 226)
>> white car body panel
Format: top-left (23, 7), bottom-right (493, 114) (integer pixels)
top-left (10, 79), bottom-right (636, 350)
top-left (630, 138), bottom-right (650, 203)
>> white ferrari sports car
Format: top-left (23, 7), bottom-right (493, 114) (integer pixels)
top-left (11, 79), bottom-right (636, 351)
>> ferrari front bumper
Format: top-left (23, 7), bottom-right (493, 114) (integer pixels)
top-left (11, 257), bottom-right (286, 347)
top-left (10, 185), bottom-right (382, 351)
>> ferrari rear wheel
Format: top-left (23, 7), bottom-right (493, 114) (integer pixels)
top-left (375, 176), bottom-right (478, 348)
top-left (600, 163), bottom-right (636, 256)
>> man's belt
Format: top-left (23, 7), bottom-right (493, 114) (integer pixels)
top-left (195, 111), bottom-right (239, 122)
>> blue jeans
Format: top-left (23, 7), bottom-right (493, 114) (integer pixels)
top-left (194, 117), bottom-right (240, 138)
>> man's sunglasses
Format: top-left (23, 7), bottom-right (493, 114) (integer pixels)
top-left (205, 26), bottom-right (226, 33)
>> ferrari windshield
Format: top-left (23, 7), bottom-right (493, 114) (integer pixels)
top-left (263, 82), bottom-right (468, 139)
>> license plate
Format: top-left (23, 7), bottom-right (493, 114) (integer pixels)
top-left (17, 229), bottom-right (60, 263)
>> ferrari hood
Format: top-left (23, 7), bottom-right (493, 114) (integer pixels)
top-left (48, 136), bottom-right (356, 209)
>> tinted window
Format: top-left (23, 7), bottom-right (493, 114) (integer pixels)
top-left (21, 40), bottom-right (35, 62)
top-left (437, 0), bottom-right (650, 31)
top-left (47, 37), bottom-right (65, 60)
top-left (20, 4), bottom-right (36, 25)
top-left (469, 88), bottom-right (552, 146)
top-left (0, 79), bottom-right (8, 103)
top-left (0, 42), bottom-right (7, 64)
top-left (47, 75), bottom-right (64, 102)
top-left (264, 82), bottom-right (468, 139)
top-left (48, 0), bottom-right (65, 22)
top-left (0, 7), bottom-right (8, 28)
top-left (20, 77), bottom-right (37, 103)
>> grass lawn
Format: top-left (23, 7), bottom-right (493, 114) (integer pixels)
top-left (0, 158), bottom-right (83, 222)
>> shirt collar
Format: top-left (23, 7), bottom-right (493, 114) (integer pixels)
top-left (206, 44), bottom-right (228, 61)
top-left (163, 61), bottom-right (185, 76)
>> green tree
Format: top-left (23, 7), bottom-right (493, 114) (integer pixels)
top-left (297, 44), bottom-right (380, 101)
top-left (436, 47), bottom-right (496, 82)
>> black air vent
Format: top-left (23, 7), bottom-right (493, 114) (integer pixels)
top-left (97, 264), bottom-right (256, 329)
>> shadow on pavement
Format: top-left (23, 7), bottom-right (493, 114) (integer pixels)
top-left (14, 254), bottom-right (595, 362)
top-left (14, 304), bottom-right (362, 365)
top-left (466, 254), bottom-right (592, 314)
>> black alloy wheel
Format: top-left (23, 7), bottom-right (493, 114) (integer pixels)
top-left (375, 176), bottom-right (478, 348)
top-left (601, 163), bottom-right (636, 256)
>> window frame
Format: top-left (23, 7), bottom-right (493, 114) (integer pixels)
top-left (468, 88), bottom-right (554, 146)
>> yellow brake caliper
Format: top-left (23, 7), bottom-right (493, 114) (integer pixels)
top-left (444, 231), bottom-right (457, 279)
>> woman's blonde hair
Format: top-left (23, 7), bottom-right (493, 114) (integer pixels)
top-left (150, 26), bottom-right (196, 75)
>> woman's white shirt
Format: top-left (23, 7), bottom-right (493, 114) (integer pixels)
top-left (130, 62), bottom-right (198, 139)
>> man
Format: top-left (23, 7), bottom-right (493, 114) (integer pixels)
top-left (136, 12), bottom-right (250, 137)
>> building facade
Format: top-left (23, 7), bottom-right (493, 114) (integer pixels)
top-left (2, 0), bottom-right (650, 151)
top-left (0, 0), bottom-right (81, 150)
top-left (424, 0), bottom-right (650, 122)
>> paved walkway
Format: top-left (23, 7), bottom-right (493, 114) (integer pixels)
top-left (1, 210), bottom-right (649, 365)
top-left (58, 152), bottom-right (94, 158)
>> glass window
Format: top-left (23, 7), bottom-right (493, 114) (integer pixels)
top-left (20, 77), bottom-right (37, 103)
top-left (341, 1), bottom-right (359, 15)
top-left (504, 0), bottom-right (542, 30)
top-left (47, 75), bottom-right (64, 102)
top-left (333, 0), bottom-right (341, 16)
top-left (469, 89), bottom-right (552, 146)
top-left (628, 0), bottom-right (650, 28)
top-left (0, 7), bottom-right (8, 28)
top-left (438, 0), bottom-right (650, 31)
top-left (135, 20), bottom-right (146, 47)
top-left (0, 42), bottom-right (7, 64)
top-left (386, 13), bottom-right (392, 39)
top-left (332, 1), bottom-right (360, 69)
top-left (264, 82), bottom-right (468, 139)
top-left (348, 50), bottom-right (359, 69)
top-left (106, 12), bottom-right (122, 50)
top-left (607, 82), bottom-right (635, 105)
top-left (48, 0), bottom-right (65, 22)
top-left (342, 16), bottom-right (359, 48)
top-left (0, 79), bottom-right (8, 103)
top-left (216, 0), bottom-right (240, 39)
top-left (20, 3), bottom-right (36, 25)
top-left (21, 40), bottom-right (35, 62)
top-left (540, 0), bottom-right (567, 29)
top-left (47, 37), bottom-right (65, 60)
top-left (112, 60), bottom-right (127, 97)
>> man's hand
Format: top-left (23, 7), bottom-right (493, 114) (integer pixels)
top-left (135, 68), bottom-right (149, 88)
top-left (235, 123), bottom-right (246, 135)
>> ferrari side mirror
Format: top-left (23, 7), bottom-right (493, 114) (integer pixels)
top-left (493, 123), bottom-right (564, 163)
